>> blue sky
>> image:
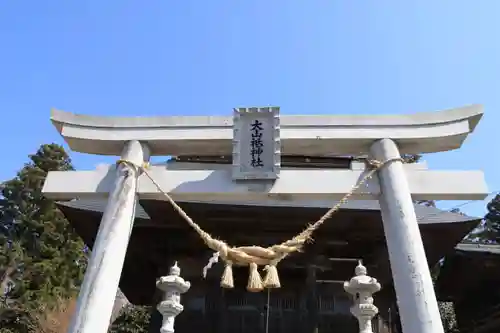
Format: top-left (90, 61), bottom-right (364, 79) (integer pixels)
top-left (0, 1), bottom-right (498, 217)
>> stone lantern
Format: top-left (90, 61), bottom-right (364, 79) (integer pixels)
top-left (344, 261), bottom-right (381, 333)
top-left (156, 262), bottom-right (191, 333)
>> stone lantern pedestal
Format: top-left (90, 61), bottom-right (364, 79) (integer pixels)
top-left (156, 262), bottom-right (191, 333)
top-left (344, 261), bottom-right (381, 333)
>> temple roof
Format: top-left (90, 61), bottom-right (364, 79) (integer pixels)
top-left (455, 242), bottom-right (500, 254)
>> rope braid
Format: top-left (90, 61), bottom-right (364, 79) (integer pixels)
top-left (122, 157), bottom-right (401, 292)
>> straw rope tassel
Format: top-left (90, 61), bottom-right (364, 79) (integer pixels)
top-left (263, 263), bottom-right (281, 289)
top-left (221, 261), bottom-right (234, 289)
top-left (247, 262), bottom-right (264, 292)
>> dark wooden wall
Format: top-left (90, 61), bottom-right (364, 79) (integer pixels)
top-left (436, 249), bottom-right (500, 333)
top-left (148, 276), bottom-right (364, 333)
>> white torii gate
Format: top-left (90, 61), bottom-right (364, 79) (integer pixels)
top-left (43, 105), bottom-right (488, 333)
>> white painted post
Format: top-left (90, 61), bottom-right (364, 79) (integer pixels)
top-left (370, 138), bottom-right (444, 333)
top-left (68, 140), bottom-right (150, 333)
top-left (156, 262), bottom-right (191, 333)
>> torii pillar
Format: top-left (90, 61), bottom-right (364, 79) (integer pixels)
top-left (371, 138), bottom-right (443, 333)
top-left (67, 140), bottom-right (150, 333)
top-left (43, 105), bottom-right (487, 333)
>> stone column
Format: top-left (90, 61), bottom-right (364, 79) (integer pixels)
top-left (68, 140), bottom-right (150, 333)
top-left (156, 262), bottom-right (191, 333)
top-left (370, 138), bottom-right (444, 333)
top-left (344, 261), bottom-right (381, 333)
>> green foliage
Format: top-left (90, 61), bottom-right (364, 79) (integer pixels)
top-left (0, 143), bottom-right (151, 332)
top-left (463, 194), bottom-right (500, 243)
top-left (108, 305), bottom-right (151, 333)
top-left (0, 144), bottom-right (87, 330)
top-left (401, 153), bottom-right (422, 164)
top-left (0, 302), bottom-right (38, 333)
top-left (480, 193), bottom-right (500, 243)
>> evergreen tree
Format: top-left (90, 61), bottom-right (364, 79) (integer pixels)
top-left (401, 153), bottom-right (422, 164)
top-left (471, 193), bottom-right (500, 243)
top-left (108, 305), bottom-right (151, 333)
top-left (0, 144), bottom-right (87, 331)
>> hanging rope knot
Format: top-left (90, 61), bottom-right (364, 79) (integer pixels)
top-left (367, 157), bottom-right (404, 169)
top-left (214, 241), bottom-right (229, 261)
top-left (139, 157), bottom-right (398, 292)
top-left (116, 159), bottom-right (140, 173)
top-left (367, 159), bottom-right (384, 168)
top-left (116, 159), bottom-right (152, 175)
top-left (203, 231), bottom-right (312, 291)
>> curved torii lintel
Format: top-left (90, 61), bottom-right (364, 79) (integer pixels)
top-left (51, 104), bottom-right (483, 156)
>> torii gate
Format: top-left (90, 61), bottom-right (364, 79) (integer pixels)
top-left (43, 105), bottom-right (488, 333)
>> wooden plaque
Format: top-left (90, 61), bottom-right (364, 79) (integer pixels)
top-left (232, 107), bottom-right (281, 180)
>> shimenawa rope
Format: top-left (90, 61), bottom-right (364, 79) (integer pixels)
top-left (119, 157), bottom-right (401, 292)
